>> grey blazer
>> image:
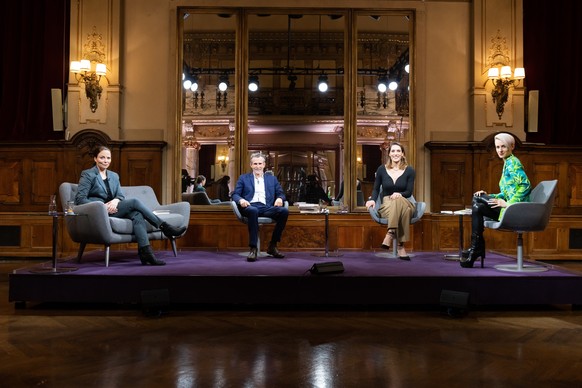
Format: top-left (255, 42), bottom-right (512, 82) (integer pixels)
top-left (75, 165), bottom-right (126, 205)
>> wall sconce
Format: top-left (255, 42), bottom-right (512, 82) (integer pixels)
top-left (487, 65), bottom-right (525, 119)
top-left (217, 154), bottom-right (229, 172)
top-left (70, 59), bottom-right (107, 113)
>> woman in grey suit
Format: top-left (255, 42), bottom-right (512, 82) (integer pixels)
top-left (75, 146), bottom-right (186, 265)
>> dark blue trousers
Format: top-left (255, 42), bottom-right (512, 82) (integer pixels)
top-left (240, 202), bottom-right (289, 248)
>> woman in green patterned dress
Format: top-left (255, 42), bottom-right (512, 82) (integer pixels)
top-left (460, 132), bottom-right (532, 268)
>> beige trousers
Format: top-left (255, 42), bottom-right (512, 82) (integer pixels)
top-left (378, 196), bottom-right (414, 243)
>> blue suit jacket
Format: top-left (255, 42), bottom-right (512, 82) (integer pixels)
top-left (232, 173), bottom-right (286, 206)
top-left (75, 166), bottom-right (125, 205)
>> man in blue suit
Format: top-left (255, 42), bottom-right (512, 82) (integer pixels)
top-left (232, 152), bottom-right (288, 262)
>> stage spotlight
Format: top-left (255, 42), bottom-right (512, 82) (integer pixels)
top-left (288, 74), bottom-right (297, 91)
top-left (218, 75), bottom-right (229, 92)
top-left (189, 75), bottom-right (199, 92)
top-left (377, 76), bottom-right (388, 93)
top-left (317, 74), bottom-right (329, 92)
top-left (248, 75), bottom-right (259, 92)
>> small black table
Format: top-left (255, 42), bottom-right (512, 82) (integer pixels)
top-left (310, 209), bottom-right (343, 258)
top-left (29, 212), bottom-right (79, 274)
top-left (442, 209), bottom-right (472, 261)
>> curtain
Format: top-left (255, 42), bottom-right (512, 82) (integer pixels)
top-left (524, 1), bottom-right (582, 145)
top-left (0, 1), bottom-right (69, 141)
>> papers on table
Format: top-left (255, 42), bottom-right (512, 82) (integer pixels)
top-left (440, 209), bottom-right (472, 215)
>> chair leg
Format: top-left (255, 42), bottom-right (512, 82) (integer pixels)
top-left (494, 231), bottom-right (548, 273)
top-left (392, 232), bottom-right (398, 257)
top-left (170, 238), bottom-right (178, 257)
top-left (105, 245), bottom-right (110, 267)
top-left (516, 232), bottom-right (524, 271)
top-left (77, 243), bottom-right (87, 263)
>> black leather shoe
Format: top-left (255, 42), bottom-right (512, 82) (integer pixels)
top-left (247, 247), bottom-right (258, 262)
top-left (138, 246), bottom-right (166, 266)
top-left (381, 244), bottom-right (390, 250)
top-left (267, 245), bottom-right (285, 258)
top-left (159, 222), bottom-right (186, 238)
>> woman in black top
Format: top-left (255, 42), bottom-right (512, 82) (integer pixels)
top-left (365, 142), bottom-right (416, 260)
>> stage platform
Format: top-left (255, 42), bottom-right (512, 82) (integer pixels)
top-left (9, 249), bottom-right (582, 308)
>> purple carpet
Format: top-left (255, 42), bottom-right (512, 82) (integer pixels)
top-left (9, 249), bottom-right (582, 307)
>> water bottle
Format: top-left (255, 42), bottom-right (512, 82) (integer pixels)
top-left (48, 195), bottom-right (57, 216)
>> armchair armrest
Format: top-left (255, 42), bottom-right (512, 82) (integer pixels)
top-left (64, 201), bottom-right (113, 244)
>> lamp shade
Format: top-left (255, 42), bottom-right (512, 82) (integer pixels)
top-left (487, 67), bottom-right (499, 79)
top-left (513, 67), bottom-right (525, 79)
top-left (79, 59), bottom-right (91, 72)
top-left (70, 61), bottom-right (81, 73)
top-left (95, 63), bottom-right (107, 76)
top-left (500, 66), bottom-right (512, 79)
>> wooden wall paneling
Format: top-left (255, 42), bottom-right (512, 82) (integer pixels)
top-left (428, 150), bottom-right (473, 211)
top-left (568, 163), bottom-right (582, 207)
top-left (32, 158), bottom-right (59, 207)
top-left (0, 158), bottom-right (22, 205)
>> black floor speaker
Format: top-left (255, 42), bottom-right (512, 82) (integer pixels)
top-left (309, 261), bottom-right (344, 274)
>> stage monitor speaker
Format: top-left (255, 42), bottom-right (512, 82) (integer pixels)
top-left (141, 288), bottom-right (170, 317)
top-left (440, 290), bottom-right (469, 309)
top-left (51, 88), bottom-right (64, 131)
top-left (309, 261), bottom-right (344, 275)
top-left (527, 90), bottom-right (539, 133)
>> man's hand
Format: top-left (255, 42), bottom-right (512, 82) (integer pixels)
top-left (239, 199), bottom-right (250, 208)
top-left (274, 198), bottom-right (283, 207)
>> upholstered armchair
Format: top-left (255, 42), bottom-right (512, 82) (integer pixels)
top-left (59, 183), bottom-right (190, 267)
top-left (369, 194), bottom-right (426, 257)
top-left (484, 179), bottom-right (558, 272)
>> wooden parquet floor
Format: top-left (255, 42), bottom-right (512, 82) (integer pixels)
top-left (2, 260), bottom-right (582, 387)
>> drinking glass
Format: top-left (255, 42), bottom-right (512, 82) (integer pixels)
top-left (48, 195), bottom-right (57, 215)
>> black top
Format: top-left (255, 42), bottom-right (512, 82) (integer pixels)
top-left (370, 165), bottom-right (415, 201)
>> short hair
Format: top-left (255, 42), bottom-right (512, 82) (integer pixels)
top-left (495, 132), bottom-right (515, 149)
top-left (250, 152), bottom-right (266, 162)
top-left (196, 175), bottom-right (206, 184)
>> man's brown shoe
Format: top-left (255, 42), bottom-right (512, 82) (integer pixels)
top-left (267, 245), bottom-right (285, 258)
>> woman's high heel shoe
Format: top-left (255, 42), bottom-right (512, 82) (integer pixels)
top-left (460, 248), bottom-right (485, 268)
top-left (397, 243), bottom-right (410, 261)
top-left (459, 233), bottom-right (485, 268)
top-left (381, 230), bottom-right (396, 250)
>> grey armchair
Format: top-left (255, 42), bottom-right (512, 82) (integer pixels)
top-left (369, 194), bottom-right (426, 258)
top-left (59, 183), bottom-right (190, 267)
top-left (484, 179), bottom-right (558, 272)
top-left (182, 192), bottom-right (229, 205)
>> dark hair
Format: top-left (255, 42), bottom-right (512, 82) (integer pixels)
top-left (195, 175), bottom-right (206, 184)
top-left (92, 145), bottom-right (110, 157)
